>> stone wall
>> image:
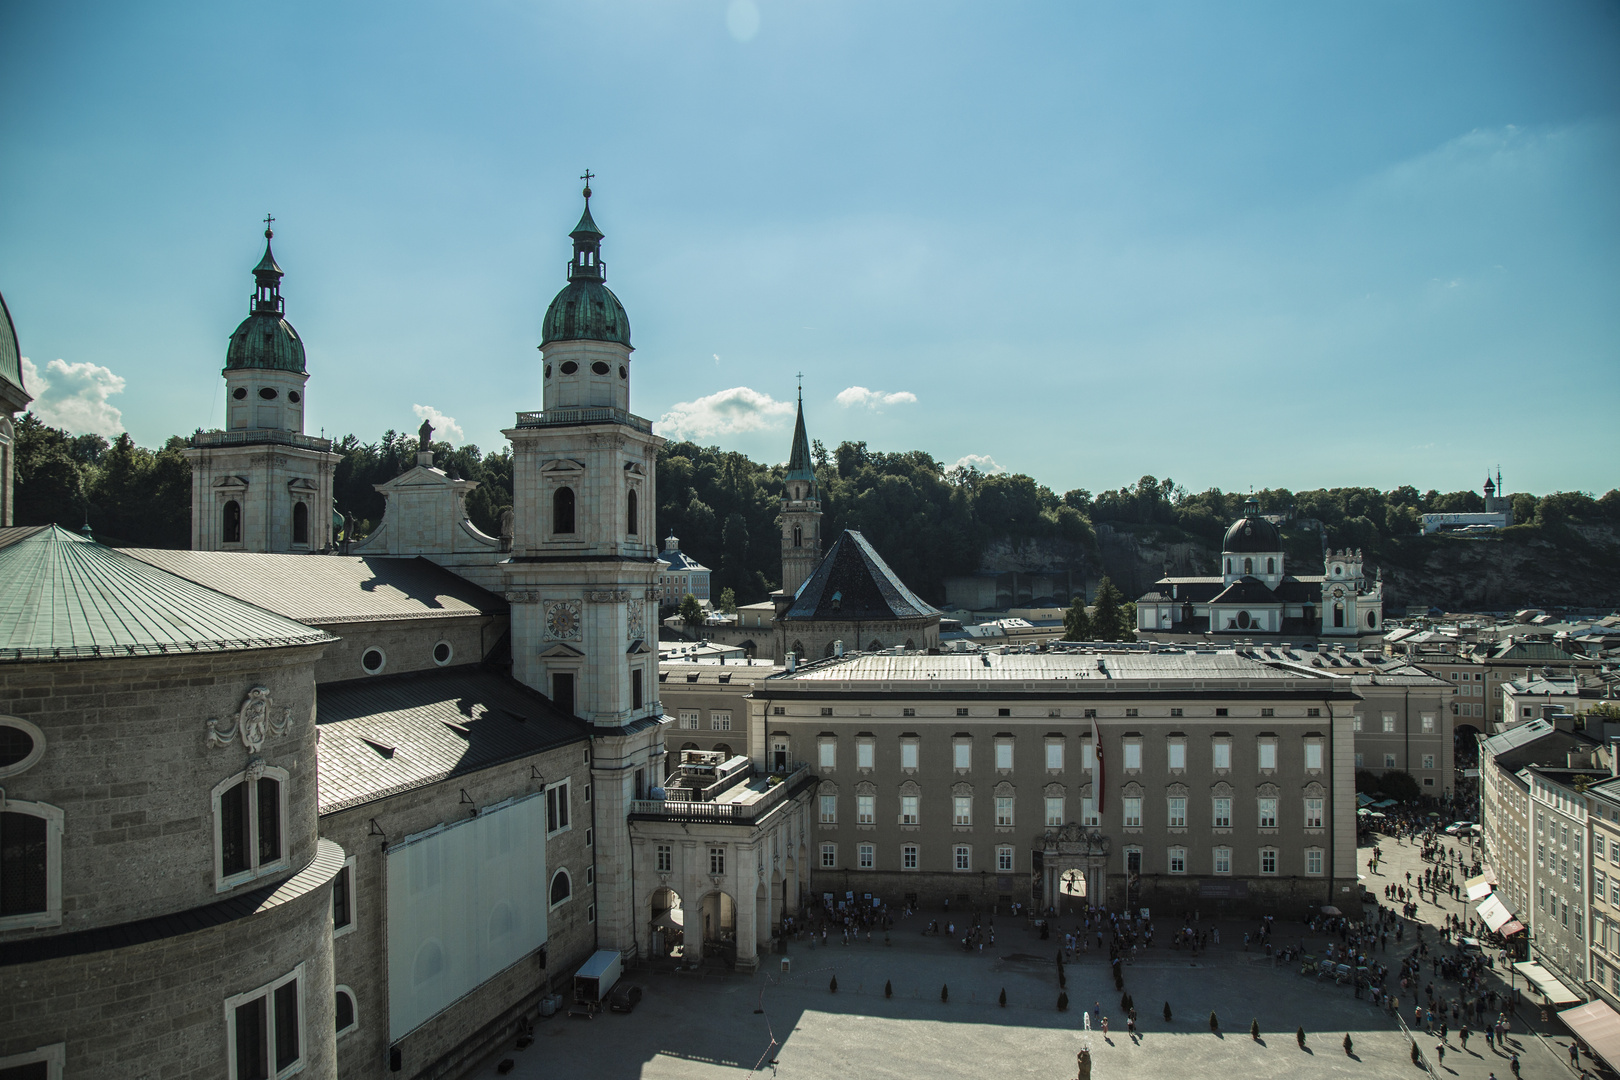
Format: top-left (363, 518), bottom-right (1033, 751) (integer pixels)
top-left (306, 614), bottom-right (504, 685)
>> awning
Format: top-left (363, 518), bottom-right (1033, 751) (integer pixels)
top-left (1466, 870), bottom-right (1498, 901)
top-left (1513, 961), bottom-right (1583, 1006)
top-left (1560, 1000), bottom-right (1620, 1070)
top-left (1477, 893), bottom-right (1515, 933)
top-left (1500, 920), bottom-right (1525, 937)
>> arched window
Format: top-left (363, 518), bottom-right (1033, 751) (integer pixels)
top-left (1266, 557), bottom-right (1275, 575)
top-left (626, 489), bottom-right (638, 535)
top-left (1243, 557), bottom-right (1252, 575)
top-left (793, 524), bottom-right (802, 548)
top-left (713, 743), bottom-right (733, 758)
top-left (553, 487), bottom-right (575, 534)
top-left (335, 986), bottom-right (357, 1036)
top-left (223, 500), bottom-right (242, 544)
top-left (1333, 603), bottom-right (1345, 628)
top-left (292, 502), bottom-right (309, 545)
top-left (1224, 558), bottom-right (1231, 574)
top-left (0, 798), bottom-right (64, 929)
top-left (549, 869), bottom-right (572, 908)
top-left (212, 765), bottom-right (289, 890)
top-left (1367, 611), bottom-right (1378, 629)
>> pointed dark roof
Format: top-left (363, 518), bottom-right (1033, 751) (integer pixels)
top-left (1208, 576), bottom-right (1282, 606)
top-left (782, 530), bottom-right (938, 622)
top-left (253, 237), bottom-right (284, 281)
top-left (570, 202), bottom-right (603, 240)
top-left (784, 394), bottom-right (816, 492)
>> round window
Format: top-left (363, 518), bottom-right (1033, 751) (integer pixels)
top-left (361, 648), bottom-right (386, 674)
top-left (591, 361), bottom-right (610, 375)
top-left (619, 365), bottom-right (627, 379)
top-left (545, 364), bottom-right (553, 379)
top-left (259, 387), bottom-right (278, 400)
top-left (232, 387), bottom-right (247, 400)
top-left (433, 641), bottom-right (453, 666)
top-left (560, 361), bottom-right (579, 375)
top-left (0, 718), bottom-right (45, 777)
top-left (288, 390), bottom-right (301, 403)
top-left (1236, 610), bottom-right (1251, 629)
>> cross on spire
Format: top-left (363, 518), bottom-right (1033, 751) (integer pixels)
top-left (796, 372), bottom-right (803, 401)
top-left (263, 212), bottom-right (275, 238)
top-left (580, 169), bottom-right (594, 201)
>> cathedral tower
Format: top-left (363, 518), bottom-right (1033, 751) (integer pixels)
top-left (779, 388), bottom-right (822, 596)
top-left (503, 181), bottom-right (666, 954)
top-left (185, 220), bottom-right (338, 551)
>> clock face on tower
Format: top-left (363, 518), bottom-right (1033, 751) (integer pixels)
top-left (545, 600), bottom-right (582, 640)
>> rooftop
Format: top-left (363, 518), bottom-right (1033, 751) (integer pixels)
top-left (782, 529), bottom-right (938, 622)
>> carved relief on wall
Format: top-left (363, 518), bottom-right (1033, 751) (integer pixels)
top-left (207, 686), bottom-right (291, 752)
top-left (544, 600), bottom-right (583, 640)
top-left (627, 599), bottom-right (645, 641)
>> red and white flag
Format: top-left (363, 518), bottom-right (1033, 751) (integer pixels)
top-left (1091, 715), bottom-right (1104, 821)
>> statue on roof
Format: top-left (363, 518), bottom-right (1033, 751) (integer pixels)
top-left (418, 417), bottom-right (433, 451)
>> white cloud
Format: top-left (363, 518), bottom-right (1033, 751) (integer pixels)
top-left (412, 404), bottom-right (464, 445)
top-left (950, 453), bottom-right (1005, 475)
top-left (21, 357), bottom-right (126, 437)
top-left (835, 386), bottom-right (919, 410)
top-left (658, 386), bottom-right (793, 441)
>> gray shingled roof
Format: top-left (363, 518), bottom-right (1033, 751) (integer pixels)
top-left (122, 550), bottom-right (504, 625)
top-left (0, 526), bottom-right (333, 662)
top-left (316, 668), bottom-right (587, 813)
top-left (782, 530), bottom-right (937, 622)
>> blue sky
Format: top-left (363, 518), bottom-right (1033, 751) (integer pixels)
top-left (2, 1), bottom-right (1616, 497)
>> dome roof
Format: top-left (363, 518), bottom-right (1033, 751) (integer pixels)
top-left (226, 312), bottom-right (306, 373)
top-left (1222, 498), bottom-right (1281, 553)
top-left (0, 289), bottom-right (26, 401)
top-left (541, 280), bottom-right (631, 348)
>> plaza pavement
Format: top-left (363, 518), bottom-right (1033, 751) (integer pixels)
top-left (472, 829), bottom-right (1590, 1080)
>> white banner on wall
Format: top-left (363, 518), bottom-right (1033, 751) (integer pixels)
top-left (386, 793), bottom-right (549, 1040)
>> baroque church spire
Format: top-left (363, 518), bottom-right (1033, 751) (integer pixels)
top-left (784, 381), bottom-right (817, 499)
top-left (251, 214), bottom-right (285, 316)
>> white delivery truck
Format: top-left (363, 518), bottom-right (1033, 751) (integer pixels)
top-left (570, 950), bottom-right (622, 1016)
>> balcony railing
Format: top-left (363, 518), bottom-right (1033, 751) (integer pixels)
top-left (513, 407), bottom-right (653, 435)
top-left (630, 763), bottom-right (812, 825)
top-left (191, 428), bottom-right (333, 451)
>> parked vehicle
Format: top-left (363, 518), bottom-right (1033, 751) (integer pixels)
top-left (608, 982), bottom-right (643, 1013)
top-left (1444, 821), bottom-right (1478, 836)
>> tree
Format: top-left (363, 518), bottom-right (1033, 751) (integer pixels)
top-left (717, 587), bottom-right (737, 614)
top-left (1376, 769), bottom-right (1422, 803)
top-left (1090, 577), bottom-right (1133, 642)
top-left (1251, 1019), bottom-right (1260, 1040)
top-left (1163, 1001), bottom-right (1172, 1022)
top-left (679, 594), bottom-right (707, 633)
top-left (1063, 598), bottom-right (1092, 641)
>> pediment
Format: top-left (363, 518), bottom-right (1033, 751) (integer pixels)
top-left (542, 459), bottom-right (587, 473)
top-left (538, 642), bottom-right (585, 659)
top-left (213, 475), bottom-right (250, 489)
top-left (626, 639), bottom-right (651, 655)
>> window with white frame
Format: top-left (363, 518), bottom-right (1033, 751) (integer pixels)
top-left (1168, 847), bottom-right (1186, 874)
top-left (710, 711), bottom-right (731, 731)
top-left (1382, 714), bottom-right (1395, 733)
top-left (1122, 740), bottom-right (1142, 770)
top-left (1354, 752), bottom-right (1364, 767)
top-left (1122, 797), bottom-right (1142, 827)
top-left (1167, 740), bottom-right (1186, 770)
top-left (1257, 796), bottom-right (1277, 828)
top-left (819, 793), bottom-right (837, 824)
top-left (225, 963), bottom-right (305, 1080)
top-left (1305, 848), bottom-right (1324, 875)
top-left (0, 799), bottom-right (64, 929)
top-left (997, 845), bottom-right (1015, 872)
top-left (1081, 741), bottom-right (1095, 770)
top-left (549, 869), bottom-right (572, 908)
top-left (545, 780), bottom-right (571, 836)
top-left (1384, 753), bottom-right (1397, 768)
top-left (678, 710), bottom-right (700, 729)
top-left (901, 795), bottom-right (919, 825)
top-left (953, 739), bottom-right (971, 769)
top-left (1082, 797), bottom-right (1099, 827)
top-left (1423, 754), bottom-right (1435, 770)
top-left (996, 796), bottom-right (1014, 827)
top-left (0, 1045), bottom-right (65, 1080)
top-left (1045, 796), bottom-right (1064, 826)
top-left (1259, 848), bottom-right (1278, 874)
top-left (1213, 847), bottom-right (1232, 874)
top-left (335, 986), bottom-right (358, 1039)
top-left (709, 847), bottom-right (725, 874)
top-left (859, 843), bottom-right (874, 869)
top-left (995, 739), bottom-right (1014, 770)
top-left (1257, 739), bottom-right (1277, 771)
top-left (1167, 796), bottom-right (1187, 828)
top-left (900, 739), bottom-right (919, 770)
top-left (214, 766), bottom-right (289, 892)
top-left (902, 845), bottom-right (918, 870)
top-left (1211, 740), bottom-right (1231, 770)
top-left (1421, 714), bottom-right (1435, 733)
top-left (1212, 797), bottom-right (1232, 828)
top-left (954, 845), bottom-right (971, 871)
top-left (857, 794), bottom-right (875, 824)
top-left (332, 856), bottom-right (356, 938)
top-left (656, 844), bottom-right (673, 873)
top-left (1305, 797), bottom-right (1324, 829)
top-left (1045, 740), bottom-right (1064, 770)
top-left (1304, 741), bottom-right (1323, 771)
top-left (1351, 715), bottom-right (1363, 732)
top-left (954, 796), bottom-right (972, 826)
top-left (821, 843), bottom-right (837, 868)
top-left (857, 740), bottom-right (875, 769)
top-left (819, 739), bottom-right (837, 769)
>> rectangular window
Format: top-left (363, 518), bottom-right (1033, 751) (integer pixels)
top-left (1423, 754), bottom-right (1436, 770)
top-left (1421, 714), bottom-right (1435, 733)
top-left (1354, 752), bottom-right (1364, 767)
top-left (1305, 797), bottom-right (1324, 829)
top-left (1259, 708), bottom-right (1274, 718)
top-left (1125, 708), bottom-right (1139, 718)
top-left (546, 781), bottom-right (571, 834)
top-left (709, 847), bottom-right (725, 875)
top-left (997, 846), bottom-right (1015, 872)
top-left (820, 844), bottom-right (837, 869)
top-left (857, 741), bottom-right (875, 769)
top-left (1215, 708), bottom-right (1229, 717)
top-left (954, 845), bottom-right (971, 871)
top-left (1351, 715), bottom-right (1363, 732)
top-left (1045, 742), bottom-right (1064, 770)
top-left (1384, 753), bottom-right (1397, 768)
top-left (956, 707), bottom-right (970, 717)
top-left (1600, 836), bottom-right (1608, 860)
top-left (859, 843), bottom-right (874, 870)
top-left (710, 711), bottom-right (731, 731)
top-left (332, 859), bottom-right (354, 936)
top-left (1597, 869), bottom-right (1608, 897)
top-left (1258, 797), bottom-right (1278, 828)
top-left (1213, 847), bottom-right (1232, 875)
top-left (1382, 714), bottom-right (1396, 733)
top-left (1045, 797), bottom-right (1064, 827)
top-left (900, 741), bottom-right (919, 770)
top-left (902, 845), bottom-right (918, 870)
top-left (1122, 741), bottom-right (1142, 770)
top-left (819, 741), bottom-right (836, 769)
top-left (1082, 797), bottom-right (1099, 827)
top-left (953, 741), bottom-right (971, 769)
top-left (1305, 849), bottom-right (1324, 875)
top-left (656, 844), bottom-right (672, 873)
top-left (1167, 797), bottom-right (1187, 827)
top-left (954, 796), bottom-right (972, 826)
top-left (226, 965), bottom-right (304, 1080)
top-left (1260, 848), bottom-right (1278, 875)
top-left (1167, 741), bottom-right (1186, 770)
top-left (632, 669), bottom-right (644, 710)
top-left (901, 795), bottom-right (919, 825)
top-left (998, 708), bottom-right (1011, 717)
top-left (679, 710), bottom-right (700, 729)
top-left (1170, 708), bottom-right (1183, 718)
top-left (820, 707), bottom-right (834, 717)
top-left (1211, 741), bottom-right (1231, 770)
top-left (1168, 848), bottom-right (1186, 874)
top-left (819, 794), bottom-right (837, 824)
top-left (1257, 740), bottom-right (1277, 770)
top-left (1213, 797), bottom-right (1232, 828)
top-left (1304, 742), bottom-right (1323, 771)
top-left (1307, 708), bottom-right (1321, 718)
top-left (1123, 797), bottom-right (1142, 828)
top-left (995, 740), bottom-right (1014, 770)
top-left (996, 797), bottom-right (1014, 827)
top-left (857, 794), bottom-right (875, 824)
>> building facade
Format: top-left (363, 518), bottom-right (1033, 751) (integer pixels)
top-left (655, 532), bottom-right (711, 607)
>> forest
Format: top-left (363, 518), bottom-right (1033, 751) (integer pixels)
top-left (12, 413), bottom-right (1619, 607)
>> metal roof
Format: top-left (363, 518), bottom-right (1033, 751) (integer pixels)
top-left (0, 289), bottom-right (24, 400)
top-left (120, 550), bottom-right (504, 625)
top-left (0, 526), bottom-right (333, 662)
top-left (774, 648), bottom-right (1333, 687)
top-left (316, 667), bottom-right (588, 813)
top-left (781, 530), bottom-right (938, 622)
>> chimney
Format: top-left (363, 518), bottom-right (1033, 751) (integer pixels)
top-left (834, 640), bottom-right (844, 658)
top-left (785, 652), bottom-right (797, 673)
top-left (1610, 737), bottom-right (1619, 779)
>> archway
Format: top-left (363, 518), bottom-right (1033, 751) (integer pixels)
top-left (824, 640), bottom-right (836, 658)
top-left (698, 890), bottom-right (737, 957)
top-left (650, 886), bottom-right (685, 959)
top-left (713, 743), bottom-right (733, 759)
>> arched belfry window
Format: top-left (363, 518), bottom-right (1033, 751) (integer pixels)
top-left (626, 489), bottom-right (638, 536)
top-left (793, 524), bottom-right (802, 548)
top-left (292, 502), bottom-right (309, 545)
top-left (553, 487), bottom-right (576, 534)
top-left (223, 500), bottom-right (242, 544)
top-left (1333, 603), bottom-right (1345, 628)
top-left (1243, 557), bottom-right (1252, 575)
top-left (1266, 557), bottom-right (1275, 575)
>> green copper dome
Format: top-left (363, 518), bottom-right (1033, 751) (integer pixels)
top-left (540, 192), bottom-right (631, 349)
top-left (0, 289), bottom-right (25, 401)
top-left (225, 227), bottom-right (307, 373)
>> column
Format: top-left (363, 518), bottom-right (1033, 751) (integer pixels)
top-left (735, 843), bottom-right (759, 971)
